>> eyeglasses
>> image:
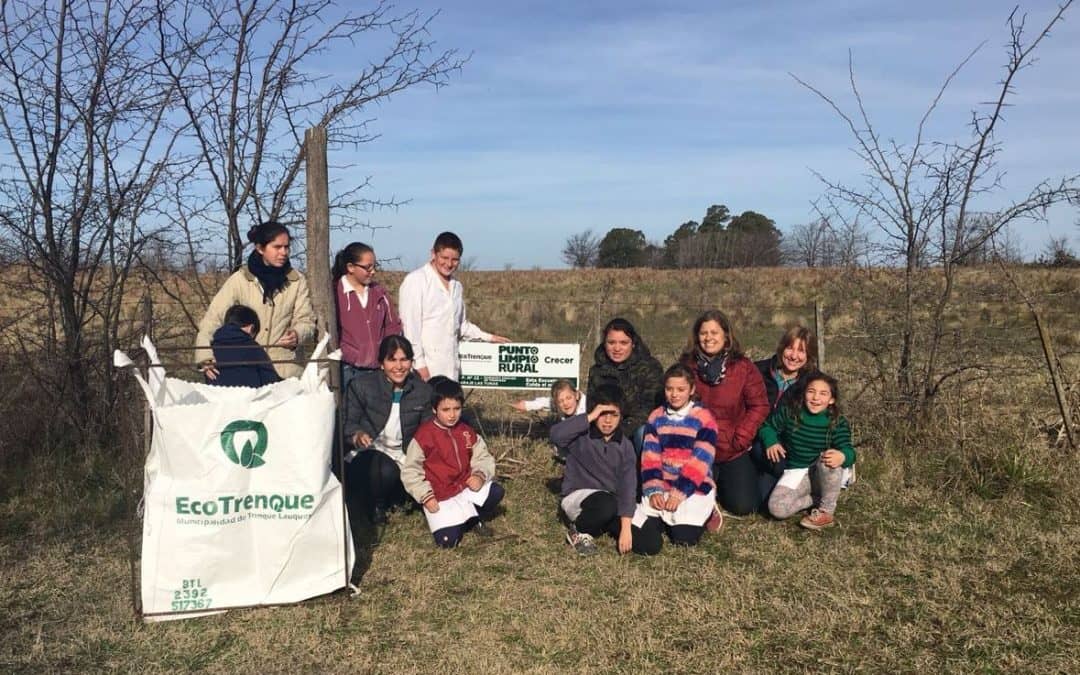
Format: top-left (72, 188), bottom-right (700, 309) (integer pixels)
top-left (350, 261), bottom-right (379, 272)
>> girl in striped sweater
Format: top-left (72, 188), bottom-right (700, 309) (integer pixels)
top-left (758, 372), bottom-right (856, 530)
top-left (632, 364), bottom-right (720, 555)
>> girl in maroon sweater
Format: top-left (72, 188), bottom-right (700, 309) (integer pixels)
top-left (333, 242), bottom-right (402, 391)
top-left (680, 310), bottom-right (769, 516)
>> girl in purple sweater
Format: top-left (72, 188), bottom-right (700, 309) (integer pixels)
top-left (333, 242), bottom-right (402, 392)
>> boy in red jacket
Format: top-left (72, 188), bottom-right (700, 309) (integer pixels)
top-left (401, 378), bottom-right (504, 548)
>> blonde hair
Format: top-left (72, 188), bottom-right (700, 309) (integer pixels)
top-left (549, 378), bottom-right (577, 413)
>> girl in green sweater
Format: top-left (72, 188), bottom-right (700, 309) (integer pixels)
top-left (758, 373), bottom-right (856, 530)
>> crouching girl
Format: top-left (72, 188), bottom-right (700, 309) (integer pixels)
top-left (401, 379), bottom-right (504, 547)
top-left (549, 385), bottom-right (636, 556)
top-left (632, 364), bottom-right (720, 555)
top-left (759, 372), bottom-right (856, 530)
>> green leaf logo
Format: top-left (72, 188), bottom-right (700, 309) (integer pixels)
top-left (220, 420), bottom-right (269, 469)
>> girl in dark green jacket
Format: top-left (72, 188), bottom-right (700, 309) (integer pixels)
top-left (758, 372), bottom-right (856, 530)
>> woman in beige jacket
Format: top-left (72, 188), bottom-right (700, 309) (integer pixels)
top-left (195, 222), bottom-right (317, 379)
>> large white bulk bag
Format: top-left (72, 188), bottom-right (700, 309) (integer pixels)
top-left (116, 336), bottom-right (351, 621)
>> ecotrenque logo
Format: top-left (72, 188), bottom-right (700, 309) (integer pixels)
top-left (220, 420), bottom-right (268, 468)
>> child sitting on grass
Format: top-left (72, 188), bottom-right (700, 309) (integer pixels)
top-left (549, 384), bottom-right (636, 556)
top-left (401, 378), bottom-right (504, 548)
top-left (632, 364), bottom-right (720, 555)
top-left (513, 378), bottom-right (586, 461)
top-left (205, 304), bottom-right (281, 387)
top-left (758, 372), bottom-right (856, 530)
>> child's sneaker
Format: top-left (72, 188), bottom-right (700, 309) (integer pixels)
top-left (799, 508), bottom-right (835, 530)
top-left (473, 521), bottom-right (495, 539)
top-left (705, 503), bottom-right (724, 533)
top-left (841, 465), bottom-right (856, 489)
top-left (565, 529), bottom-right (599, 556)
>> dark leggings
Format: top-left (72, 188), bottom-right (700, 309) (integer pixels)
top-left (432, 482), bottom-right (505, 549)
top-left (345, 450), bottom-right (408, 520)
top-left (631, 516), bottom-right (704, 556)
top-left (574, 492), bottom-right (621, 538)
top-left (749, 439), bottom-right (787, 507)
top-left (714, 452), bottom-right (763, 516)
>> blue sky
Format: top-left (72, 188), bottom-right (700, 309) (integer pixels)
top-left (330, 0), bottom-right (1080, 270)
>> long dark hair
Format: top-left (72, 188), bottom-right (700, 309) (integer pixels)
top-left (598, 317), bottom-right (649, 359)
top-left (682, 310), bottom-right (744, 361)
top-left (790, 371), bottom-right (841, 438)
top-left (332, 242), bottom-right (375, 280)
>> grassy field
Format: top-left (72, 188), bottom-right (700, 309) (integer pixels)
top-left (1, 268), bottom-right (1078, 673)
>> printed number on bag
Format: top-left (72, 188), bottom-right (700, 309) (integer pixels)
top-left (171, 578), bottom-right (213, 611)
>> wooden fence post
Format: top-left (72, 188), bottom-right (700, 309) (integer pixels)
top-left (305, 126), bottom-right (334, 351)
top-left (814, 299), bottom-right (826, 373)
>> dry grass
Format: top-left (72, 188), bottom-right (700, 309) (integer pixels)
top-left (1, 267), bottom-right (1078, 673)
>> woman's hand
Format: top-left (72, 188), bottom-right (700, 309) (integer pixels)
top-left (648, 493), bottom-right (666, 511)
top-left (466, 474), bottom-right (484, 491)
top-left (766, 443), bottom-right (786, 463)
top-left (490, 334), bottom-right (511, 344)
top-left (424, 497), bottom-right (439, 513)
top-left (275, 328), bottom-right (298, 349)
top-left (510, 400), bottom-right (528, 412)
top-left (821, 449), bottom-right (845, 469)
top-left (663, 491), bottom-right (686, 512)
top-left (417, 366), bottom-right (431, 381)
top-left (199, 360), bottom-right (219, 380)
top-left (352, 432), bottom-right (372, 449)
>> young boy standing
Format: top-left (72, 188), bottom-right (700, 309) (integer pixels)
top-left (206, 304), bottom-right (281, 387)
top-left (398, 231), bottom-right (510, 380)
top-left (549, 385), bottom-right (637, 556)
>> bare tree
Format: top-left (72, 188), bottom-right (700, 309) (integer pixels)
top-left (786, 219), bottom-right (831, 267)
top-left (0, 0), bottom-right (182, 438)
top-left (147, 0), bottom-right (467, 327)
top-left (794, 2), bottom-right (1080, 413)
top-left (0, 0), bottom-right (467, 441)
top-left (561, 229), bottom-right (600, 268)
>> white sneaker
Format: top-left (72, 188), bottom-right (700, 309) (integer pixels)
top-left (566, 529), bottom-right (599, 556)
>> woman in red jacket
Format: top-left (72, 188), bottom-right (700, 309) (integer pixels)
top-left (679, 310), bottom-right (770, 515)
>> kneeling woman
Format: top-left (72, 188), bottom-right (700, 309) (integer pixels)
top-left (632, 365), bottom-right (719, 555)
top-left (343, 335), bottom-right (433, 524)
top-left (680, 310), bottom-right (769, 516)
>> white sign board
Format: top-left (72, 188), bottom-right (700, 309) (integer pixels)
top-left (117, 337), bottom-right (351, 621)
top-left (458, 342), bottom-right (579, 390)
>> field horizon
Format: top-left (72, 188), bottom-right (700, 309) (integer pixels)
top-left (1, 266), bottom-right (1077, 673)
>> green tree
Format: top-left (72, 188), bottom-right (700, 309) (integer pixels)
top-left (700, 204), bottom-right (731, 233)
top-left (597, 228), bottom-right (647, 268)
top-left (726, 211), bottom-right (783, 266)
top-left (661, 220), bottom-right (699, 267)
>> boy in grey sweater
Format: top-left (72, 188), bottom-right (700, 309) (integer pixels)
top-left (550, 385), bottom-right (637, 556)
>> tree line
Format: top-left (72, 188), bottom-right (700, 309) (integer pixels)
top-left (562, 204), bottom-right (790, 269)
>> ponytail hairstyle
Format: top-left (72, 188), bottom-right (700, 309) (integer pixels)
top-left (247, 220), bottom-right (290, 248)
top-left (333, 242), bottom-right (375, 280)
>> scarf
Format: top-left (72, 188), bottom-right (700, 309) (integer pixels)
top-left (696, 350), bottom-right (728, 386)
top-left (247, 251), bottom-right (291, 303)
